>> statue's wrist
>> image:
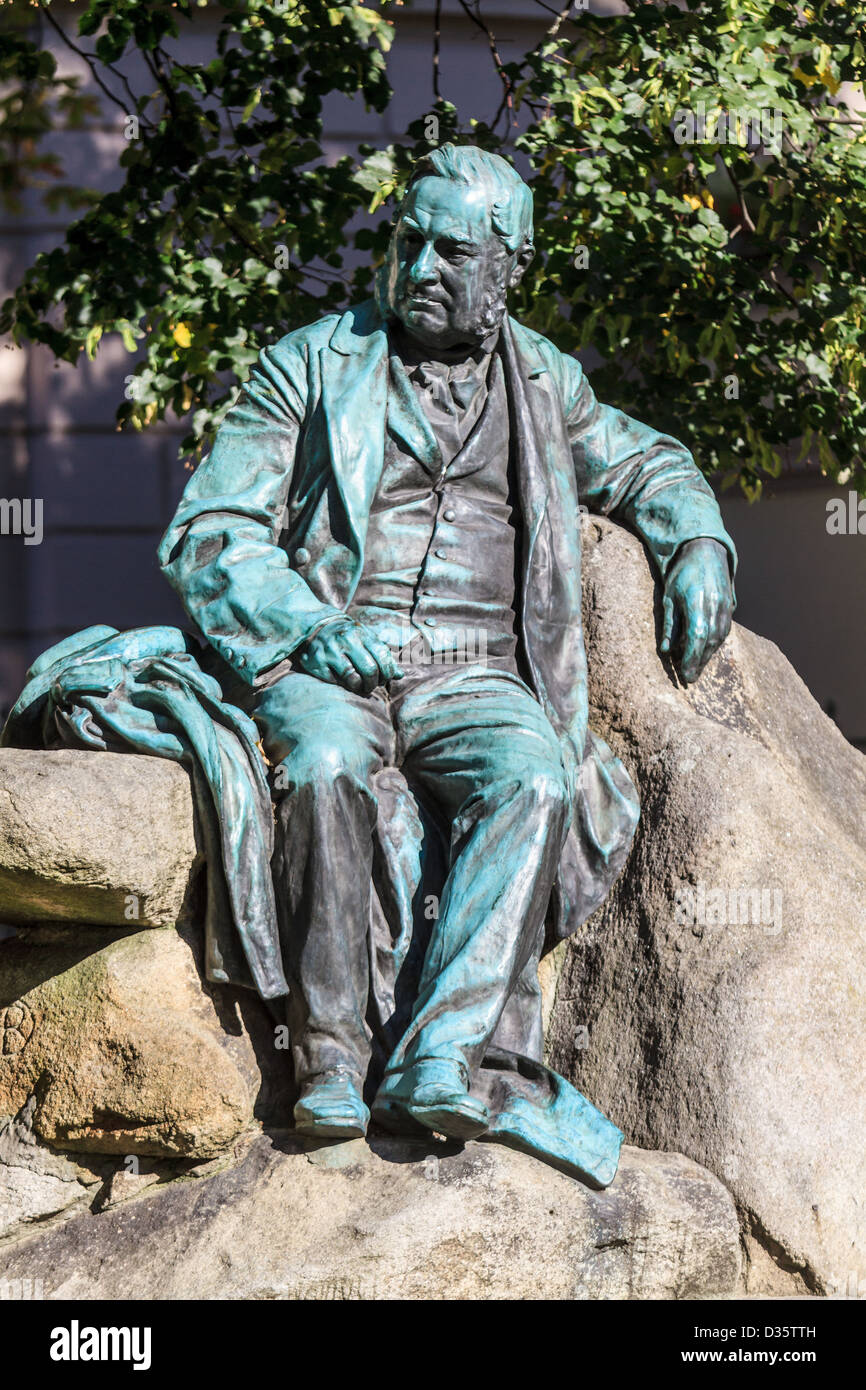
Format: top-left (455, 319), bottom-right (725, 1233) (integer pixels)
top-left (677, 536), bottom-right (726, 560)
top-left (300, 615), bottom-right (353, 652)
top-left (670, 536), bottom-right (731, 583)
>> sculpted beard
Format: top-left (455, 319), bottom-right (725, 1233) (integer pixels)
top-left (474, 265), bottom-right (509, 339)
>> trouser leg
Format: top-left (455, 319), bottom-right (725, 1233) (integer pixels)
top-left (253, 672), bottom-right (391, 1088)
top-left (384, 668), bottom-right (572, 1083)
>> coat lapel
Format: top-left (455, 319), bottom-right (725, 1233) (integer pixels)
top-left (502, 316), bottom-right (588, 759)
top-left (500, 316), bottom-right (551, 556)
top-left (500, 316), bottom-right (552, 700)
top-left (385, 354), bottom-right (442, 473)
top-left (322, 302), bottom-right (391, 564)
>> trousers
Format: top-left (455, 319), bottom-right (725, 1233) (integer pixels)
top-left (252, 662), bottom-right (573, 1091)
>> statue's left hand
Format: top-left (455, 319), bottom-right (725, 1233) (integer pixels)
top-left (660, 537), bottom-right (734, 684)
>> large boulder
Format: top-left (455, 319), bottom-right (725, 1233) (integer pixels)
top-left (0, 1102), bottom-right (104, 1244)
top-left (0, 925), bottom-right (289, 1159)
top-left (546, 516), bottom-right (866, 1297)
top-left (0, 748), bottom-right (201, 928)
top-left (0, 1131), bottom-right (741, 1300)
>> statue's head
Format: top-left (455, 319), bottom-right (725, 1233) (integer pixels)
top-left (382, 143), bottom-right (534, 353)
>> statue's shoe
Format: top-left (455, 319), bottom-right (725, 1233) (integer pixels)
top-left (408, 1084), bottom-right (490, 1141)
top-left (294, 1074), bottom-right (370, 1139)
top-left (369, 1095), bottom-right (429, 1138)
top-left (374, 1059), bottom-right (489, 1141)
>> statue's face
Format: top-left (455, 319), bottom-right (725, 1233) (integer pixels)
top-left (384, 176), bottom-right (525, 352)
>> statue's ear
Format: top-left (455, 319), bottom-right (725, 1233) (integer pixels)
top-left (508, 241), bottom-right (534, 289)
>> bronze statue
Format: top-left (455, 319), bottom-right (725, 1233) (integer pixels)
top-left (153, 144), bottom-right (736, 1183)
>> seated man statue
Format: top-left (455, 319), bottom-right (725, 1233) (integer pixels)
top-left (159, 144), bottom-right (735, 1160)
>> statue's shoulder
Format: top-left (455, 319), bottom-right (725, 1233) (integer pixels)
top-left (265, 300), bottom-right (381, 365)
top-left (265, 312), bottom-right (344, 363)
top-left (508, 316), bottom-right (580, 384)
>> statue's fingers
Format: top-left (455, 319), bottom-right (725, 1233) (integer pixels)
top-left (361, 634), bottom-right (404, 681)
top-left (715, 597), bottom-right (733, 645)
top-left (701, 593), bottom-right (732, 662)
top-left (344, 627), bottom-right (403, 684)
top-left (659, 594), bottom-right (676, 655)
top-left (321, 648), bottom-right (363, 692)
top-left (678, 613), bottom-right (709, 684)
top-left (340, 633), bottom-right (382, 694)
top-left (308, 663), bottom-right (347, 688)
top-left (703, 618), bottom-right (724, 664)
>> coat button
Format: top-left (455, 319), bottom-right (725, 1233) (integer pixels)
top-left (443, 508), bottom-right (456, 522)
top-left (425, 618), bottom-right (437, 627)
top-left (435, 548), bottom-right (447, 559)
top-left (295, 547), bottom-right (311, 565)
top-left (225, 647), bottom-right (235, 661)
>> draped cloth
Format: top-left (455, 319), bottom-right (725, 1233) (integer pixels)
top-left (2, 625), bottom-right (286, 999)
top-left (2, 623), bottom-right (627, 1187)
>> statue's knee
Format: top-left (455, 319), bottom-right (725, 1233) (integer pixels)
top-left (271, 735), bottom-right (374, 798)
top-left (513, 760), bottom-right (571, 819)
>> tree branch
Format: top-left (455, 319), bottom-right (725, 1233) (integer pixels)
top-left (457, 1), bottom-right (512, 110)
top-left (37, 2), bottom-right (140, 125)
top-left (767, 268), bottom-right (800, 309)
top-left (721, 155), bottom-right (756, 235)
top-left (433, 0), bottom-right (442, 100)
top-left (543, 1), bottom-right (581, 40)
top-left (142, 45), bottom-right (180, 124)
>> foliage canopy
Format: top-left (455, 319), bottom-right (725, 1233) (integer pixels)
top-left (1, 0), bottom-right (864, 497)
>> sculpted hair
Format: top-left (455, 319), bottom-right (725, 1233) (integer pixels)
top-left (406, 144), bottom-right (534, 255)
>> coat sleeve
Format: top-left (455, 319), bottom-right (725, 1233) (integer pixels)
top-left (158, 336), bottom-right (345, 686)
top-left (553, 350), bottom-right (737, 584)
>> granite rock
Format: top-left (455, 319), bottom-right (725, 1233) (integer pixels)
top-left (546, 516), bottom-right (866, 1297)
top-left (0, 748), bottom-right (201, 928)
top-left (0, 926), bottom-right (289, 1159)
top-left (0, 1132), bottom-right (741, 1300)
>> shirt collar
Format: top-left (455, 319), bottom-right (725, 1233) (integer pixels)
top-left (390, 326), bottom-right (500, 380)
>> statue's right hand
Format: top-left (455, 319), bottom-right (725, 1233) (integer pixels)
top-left (298, 617), bottom-right (404, 695)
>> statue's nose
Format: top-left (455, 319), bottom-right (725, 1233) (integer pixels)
top-left (408, 243), bottom-right (438, 284)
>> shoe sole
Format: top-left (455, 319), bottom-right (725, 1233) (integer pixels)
top-left (370, 1098), bottom-right (429, 1138)
top-left (407, 1101), bottom-right (489, 1141)
top-left (294, 1116), bottom-right (368, 1139)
